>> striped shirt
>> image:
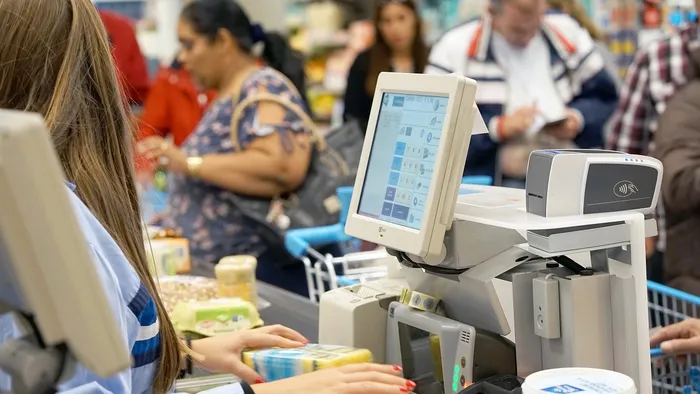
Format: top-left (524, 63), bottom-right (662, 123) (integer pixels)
top-left (426, 13), bottom-right (618, 180)
top-left (0, 185), bottom-right (161, 393)
top-left (605, 25), bottom-right (700, 251)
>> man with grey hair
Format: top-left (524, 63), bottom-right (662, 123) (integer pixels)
top-left (427, 0), bottom-right (618, 186)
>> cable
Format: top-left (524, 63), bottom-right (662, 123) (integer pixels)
top-left (397, 251), bottom-right (471, 275)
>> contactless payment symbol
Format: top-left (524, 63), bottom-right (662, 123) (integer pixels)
top-left (541, 385), bottom-right (584, 393)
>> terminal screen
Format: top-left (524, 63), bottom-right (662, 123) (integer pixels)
top-left (358, 92), bottom-right (449, 230)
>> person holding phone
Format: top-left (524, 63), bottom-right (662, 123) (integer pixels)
top-left (425, 0), bottom-right (618, 187)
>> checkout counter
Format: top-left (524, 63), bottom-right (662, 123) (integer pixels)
top-left (0, 70), bottom-right (661, 394)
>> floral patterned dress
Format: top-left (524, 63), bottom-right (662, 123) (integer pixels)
top-left (165, 68), bottom-right (310, 269)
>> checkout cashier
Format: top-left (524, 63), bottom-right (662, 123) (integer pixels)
top-left (425, 0), bottom-right (618, 186)
top-left (0, 0), bottom-right (409, 393)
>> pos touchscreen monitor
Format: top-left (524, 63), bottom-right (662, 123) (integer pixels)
top-left (345, 72), bottom-right (480, 262)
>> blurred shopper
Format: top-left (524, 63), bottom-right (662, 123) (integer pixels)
top-left (606, 0), bottom-right (700, 284)
top-left (138, 0), bottom-right (317, 295)
top-left (344, 0), bottom-right (429, 133)
top-left (139, 58), bottom-right (215, 147)
top-left (652, 56), bottom-right (700, 295)
top-left (426, 0), bottom-right (618, 186)
top-left (98, 9), bottom-right (150, 105)
top-left (135, 57), bottom-right (216, 178)
top-left (547, 0), bottom-right (621, 88)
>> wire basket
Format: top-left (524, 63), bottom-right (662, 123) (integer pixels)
top-left (649, 281), bottom-right (700, 393)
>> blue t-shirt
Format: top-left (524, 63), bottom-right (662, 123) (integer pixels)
top-left (165, 67), bottom-right (310, 264)
top-left (0, 185), bottom-right (160, 393)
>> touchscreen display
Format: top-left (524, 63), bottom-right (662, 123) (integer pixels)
top-left (358, 92), bottom-right (449, 230)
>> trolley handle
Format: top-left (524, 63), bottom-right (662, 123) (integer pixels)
top-left (285, 224), bottom-right (352, 259)
top-left (461, 175), bottom-right (493, 186)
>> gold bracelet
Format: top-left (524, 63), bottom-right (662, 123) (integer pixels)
top-left (186, 156), bottom-right (204, 177)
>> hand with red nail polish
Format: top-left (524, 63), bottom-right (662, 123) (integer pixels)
top-left (190, 324), bottom-right (307, 383)
top-left (250, 363), bottom-right (408, 394)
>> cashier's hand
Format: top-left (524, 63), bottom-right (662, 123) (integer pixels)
top-left (252, 364), bottom-right (414, 394)
top-left (137, 136), bottom-right (188, 175)
top-left (191, 325), bottom-right (308, 383)
top-left (650, 318), bottom-right (700, 356)
top-left (542, 109), bottom-right (582, 141)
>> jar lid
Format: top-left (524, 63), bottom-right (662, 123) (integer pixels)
top-left (522, 368), bottom-right (636, 394)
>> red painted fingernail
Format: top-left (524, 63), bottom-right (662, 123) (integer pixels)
top-left (406, 381), bottom-right (416, 388)
top-left (393, 365), bottom-right (403, 372)
top-left (400, 387), bottom-right (411, 393)
top-left (255, 378), bottom-right (265, 384)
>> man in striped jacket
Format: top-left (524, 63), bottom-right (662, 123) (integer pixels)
top-left (426, 0), bottom-right (618, 184)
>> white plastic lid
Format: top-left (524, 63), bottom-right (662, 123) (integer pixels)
top-left (522, 368), bottom-right (636, 394)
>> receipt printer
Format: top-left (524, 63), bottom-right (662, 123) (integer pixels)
top-left (525, 150), bottom-right (662, 218)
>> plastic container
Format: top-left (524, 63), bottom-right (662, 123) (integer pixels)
top-left (242, 344), bottom-right (373, 382)
top-left (522, 368), bottom-right (636, 394)
top-left (216, 255), bottom-right (258, 306)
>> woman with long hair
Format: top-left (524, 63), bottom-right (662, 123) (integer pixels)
top-left (0, 0), bottom-right (411, 393)
top-left (343, 0), bottom-right (430, 132)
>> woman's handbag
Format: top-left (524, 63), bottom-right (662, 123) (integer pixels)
top-left (225, 70), bottom-right (364, 255)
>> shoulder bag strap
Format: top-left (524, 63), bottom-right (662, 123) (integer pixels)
top-left (229, 69), bottom-right (328, 152)
top-left (229, 92), bottom-right (327, 152)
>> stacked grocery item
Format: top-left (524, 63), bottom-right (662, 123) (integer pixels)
top-left (242, 345), bottom-right (373, 382)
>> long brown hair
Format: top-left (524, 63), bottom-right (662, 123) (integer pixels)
top-left (548, 0), bottom-right (604, 41)
top-left (365, 0), bottom-right (429, 95)
top-left (0, 0), bottom-right (181, 392)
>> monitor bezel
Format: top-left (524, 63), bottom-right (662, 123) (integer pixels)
top-left (345, 72), bottom-right (475, 258)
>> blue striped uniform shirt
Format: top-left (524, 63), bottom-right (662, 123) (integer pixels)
top-left (0, 184), bottom-right (161, 393)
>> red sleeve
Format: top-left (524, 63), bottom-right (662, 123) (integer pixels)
top-left (138, 69), bottom-right (172, 140)
top-left (99, 11), bottom-right (150, 105)
top-left (122, 21), bottom-right (150, 104)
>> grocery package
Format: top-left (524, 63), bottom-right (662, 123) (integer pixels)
top-left (170, 298), bottom-right (263, 338)
top-left (216, 255), bottom-right (258, 306)
top-left (149, 228), bottom-right (191, 274)
top-left (147, 241), bottom-right (176, 277)
top-left (242, 344), bottom-right (373, 382)
top-left (158, 276), bottom-right (219, 315)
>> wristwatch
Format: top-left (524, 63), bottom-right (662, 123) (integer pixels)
top-left (186, 156), bottom-right (204, 177)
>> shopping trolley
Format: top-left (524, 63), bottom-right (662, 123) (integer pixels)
top-left (648, 281), bottom-right (700, 393)
top-left (284, 176), bottom-right (494, 303)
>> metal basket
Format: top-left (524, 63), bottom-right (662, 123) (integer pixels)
top-left (649, 281), bottom-right (700, 393)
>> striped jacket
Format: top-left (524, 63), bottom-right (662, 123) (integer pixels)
top-left (426, 13), bottom-right (619, 178)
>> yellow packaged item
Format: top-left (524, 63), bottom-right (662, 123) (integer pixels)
top-left (216, 255), bottom-right (258, 306)
top-left (429, 334), bottom-right (444, 383)
top-left (170, 298), bottom-right (263, 337)
top-left (242, 344), bottom-right (373, 382)
top-left (150, 238), bottom-right (191, 274)
top-left (146, 241), bottom-right (175, 277)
